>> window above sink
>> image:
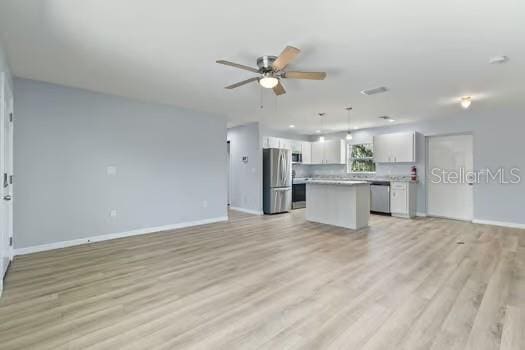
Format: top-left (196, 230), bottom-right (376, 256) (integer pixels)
top-left (347, 143), bottom-right (376, 173)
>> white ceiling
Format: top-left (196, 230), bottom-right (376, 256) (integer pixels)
top-left (1, 0), bottom-right (523, 134)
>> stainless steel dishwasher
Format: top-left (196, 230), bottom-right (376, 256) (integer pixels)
top-left (370, 181), bottom-right (391, 214)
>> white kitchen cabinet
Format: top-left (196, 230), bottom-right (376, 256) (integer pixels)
top-left (262, 137), bottom-right (312, 164)
top-left (301, 141), bottom-right (312, 164)
top-left (390, 181), bottom-right (416, 218)
top-left (262, 136), bottom-right (281, 149)
top-left (373, 132), bottom-right (416, 163)
top-left (280, 139), bottom-right (293, 150)
top-left (263, 137), bottom-right (292, 149)
top-left (310, 140), bottom-right (346, 164)
top-left (291, 140), bottom-right (302, 153)
top-left (311, 141), bottom-right (324, 164)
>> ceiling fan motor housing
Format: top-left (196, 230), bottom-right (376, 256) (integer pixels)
top-left (257, 56), bottom-right (277, 72)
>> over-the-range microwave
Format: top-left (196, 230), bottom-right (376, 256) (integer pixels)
top-left (292, 152), bottom-right (302, 163)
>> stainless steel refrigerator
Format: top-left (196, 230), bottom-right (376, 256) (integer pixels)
top-left (263, 148), bottom-right (292, 214)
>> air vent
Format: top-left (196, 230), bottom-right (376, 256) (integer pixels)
top-left (361, 86), bottom-right (388, 95)
top-left (379, 116), bottom-right (395, 122)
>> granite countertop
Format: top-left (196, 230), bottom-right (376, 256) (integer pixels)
top-left (305, 179), bottom-right (369, 186)
top-left (295, 175), bottom-right (417, 183)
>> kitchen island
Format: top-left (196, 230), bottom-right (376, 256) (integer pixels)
top-left (305, 180), bottom-right (370, 230)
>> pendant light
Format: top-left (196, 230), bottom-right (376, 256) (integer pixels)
top-left (318, 112), bottom-right (325, 142)
top-left (345, 107), bottom-right (353, 140)
top-left (460, 96), bottom-right (472, 109)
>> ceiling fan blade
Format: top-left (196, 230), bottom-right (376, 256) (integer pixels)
top-left (216, 60), bottom-right (259, 73)
top-left (284, 71), bottom-right (327, 80)
top-left (272, 46), bottom-right (301, 71)
top-left (273, 81), bottom-right (286, 96)
top-left (225, 77), bottom-right (259, 89)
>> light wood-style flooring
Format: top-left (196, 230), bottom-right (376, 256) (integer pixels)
top-left (1, 209), bottom-right (524, 349)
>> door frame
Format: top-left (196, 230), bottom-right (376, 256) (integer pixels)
top-left (425, 132), bottom-right (474, 221)
top-left (0, 72), bottom-right (14, 282)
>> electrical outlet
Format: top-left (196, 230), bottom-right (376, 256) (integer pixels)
top-left (202, 200), bottom-right (208, 208)
top-left (110, 209), bottom-right (117, 217)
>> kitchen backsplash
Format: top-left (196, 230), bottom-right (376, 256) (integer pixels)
top-left (293, 163), bottom-right (417, 178)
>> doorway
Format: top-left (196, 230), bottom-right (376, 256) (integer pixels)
top-left (0, 72), bottom-right (14, 285)
top-left (227, 140), bottom-right (230, 207)
top-left (427, 134), bottom-right (473, 221)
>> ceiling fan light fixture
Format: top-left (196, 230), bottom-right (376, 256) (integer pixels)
top-left (259, 75), bottom-right (279, 89)
top-left (319, 136), bottom-right (325, 142)
top-left (346, 132), bottom-right (353, 140)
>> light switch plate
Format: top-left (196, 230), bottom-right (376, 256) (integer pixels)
top-left (107, 166), bottom-right (117, 176)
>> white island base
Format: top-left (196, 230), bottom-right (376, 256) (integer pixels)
top-left (305, 181), bottom-right (370, 230)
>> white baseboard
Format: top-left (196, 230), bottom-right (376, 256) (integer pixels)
top-left (0, 279), bottom-right (3, 298)
top-left (229, 207), bottom-right (264, 216)
top-left (14, 216), bottom-right (228, 256)
top-left (416, 212), bottom-right (427, 217)
top-left (472, 219), bottom-right (525, 230)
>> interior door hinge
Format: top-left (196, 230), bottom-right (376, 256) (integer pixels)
top-left (9, 237), bottom-right (13, 246)
top-left (9, 113), bottom-right (13, 122)
top-left (9, 175), bottom-right (13, 184)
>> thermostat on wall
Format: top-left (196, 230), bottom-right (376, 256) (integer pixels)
top-left (242, 156), bottom-right (248, 163)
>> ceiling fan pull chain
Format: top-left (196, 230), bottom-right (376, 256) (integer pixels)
top-left (260, 85), bottom-right (264, 109)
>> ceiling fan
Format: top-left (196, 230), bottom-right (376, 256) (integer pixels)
top-left (216, 46), bottom-right (326, 96)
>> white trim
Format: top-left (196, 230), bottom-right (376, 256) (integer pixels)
top-left (14, 216), bottom-right (228, 256)
top-left (0, 279), bottom-right (3, 298)
top-left (416, 212), bottom-right (427, 217)
top-left (472, 219), bottom-right (525, 230)
top-left (229, 207), bottom-right (264, 215)
top-left (427, 213), bottom-right (473, 222)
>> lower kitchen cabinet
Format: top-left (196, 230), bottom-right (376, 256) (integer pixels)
top-left (390, 181), bottom-right (416, 218)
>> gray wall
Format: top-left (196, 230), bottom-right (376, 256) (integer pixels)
top-left (14, 78), bottom-right (228, 249)
top-left (0, 38), bottom-right (12, 90)
top-left (299, 109), bottom-right (525, 224)
top-left (227, 123), bottom-right (262, 213)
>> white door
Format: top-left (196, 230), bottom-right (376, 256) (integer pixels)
top-left (373, 134), bottom-right (390, 162)
top-left (1, 73), bottom-right (14, 281)
top-left (301, 142), bottom-right (311, 164)
top-left (390, 188), bottom-right (407, 214)
top-left (227, 141), bottom-right (230, 206)
top-left (311, 142), bottom-right (324, 164)
top-left (392, 133), bottom-right (415, 162)
top-left (427, 134), bottom-right (473, 221)
top-left (323, 140), bottom-right (338, 164)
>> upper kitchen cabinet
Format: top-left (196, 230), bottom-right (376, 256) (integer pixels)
top-left (301, 141), bottom-right (312, 164)
top-left (263, 136), bottom-right (281, 149)
top-left (263, 136), bottom-right (292, 149)
top-left (373, 132), bottom-right (416, 163)
top-left (311, 140), bottom-right (346, 164)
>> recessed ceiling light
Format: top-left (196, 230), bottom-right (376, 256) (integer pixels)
top-left (361, 86), bottom-right (388, 95)
top-left (460, 96), bottom-right (472, 109)
top-left (289, 124), bottom-right (295, 128)
top-left (489, 56), bottom-right (509, 64)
